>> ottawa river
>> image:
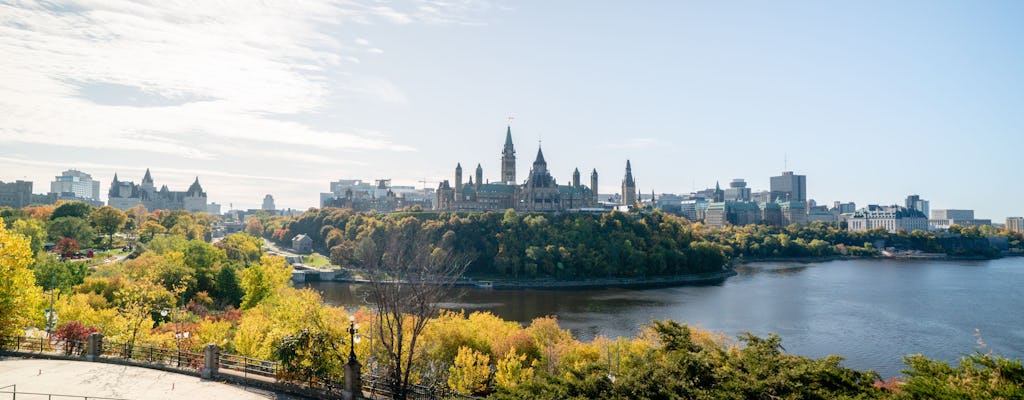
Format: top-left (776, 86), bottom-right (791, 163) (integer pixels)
top-left (299, 257), bottom-right (1024, 378)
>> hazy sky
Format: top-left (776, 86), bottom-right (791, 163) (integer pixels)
top-left (1, 1), bottom-right (1022, 219)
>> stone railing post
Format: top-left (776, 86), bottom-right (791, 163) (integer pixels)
top-left (202, 344), bottom-right (220, 379)
top-left (343, 357), bottom-right (362, 400)
top-left (86, 332), bottom-right (103, 362)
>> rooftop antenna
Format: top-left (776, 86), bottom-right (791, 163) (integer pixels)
top-left (784, 153), bottom-right (788, 171)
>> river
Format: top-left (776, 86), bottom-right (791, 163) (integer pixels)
top-left (300, 257), bottom-right (1024, 378)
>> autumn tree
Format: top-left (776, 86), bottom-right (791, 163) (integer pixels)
top-left (11, 218), bottom-right (47, 254)
top-left (357, 218), bottom-right (474, 399)
top-left (216, 233), bottom-right (264, 265)
top-left (239, 255), bottom-right (292, 309)
top-left (90, 206), bottom-right (128, 249)
top-left (51, 201), bottom-right (94, 220)
top-left (245, 216), bottom-right (264, 237)
top-left (48, 216), bottom-right (95, 246)
top-left (0, 217), bottom-right (45, 336)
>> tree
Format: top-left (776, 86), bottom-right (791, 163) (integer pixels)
top-left (11, 218), bottom-right (47, 254)
top-left (33, 250), bottom-right (87, 292)
top-left (0, 217), bottom-right (45, 337)
top-left (141, 220), bottom-right (167, 242)
top-left (90, 206), bottom-right (128, 249)
top-left (51, 201), bottom-right (94, 220)
top-left (357, 218), bottom-right (474, 399)
top-left (47, 216), bottom-right (95, 246)
top-left (213, 262), bottom-right (244, 307)
top-left (448, 346), bottom-right (493, 395)
top-left (216, 233), bottom-right (264, 265)
top-left (239, 255), bottom-right (292, 309)
top-left (246, 216), bottom-right (264, 237)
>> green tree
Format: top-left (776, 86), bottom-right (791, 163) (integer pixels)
top-left (89, 206), bottom-right (129, 249)
top-left (32, 251), bottom-right (88, 292)
top-left (47, 216), bottom-right (95, 246)
top-left (51, 201), bottom-right (95, 220)
top-left (213, 262), bottom-right (244, 308)
top-left (216, 233), bottom-right (264, 265)
top-left (239, 255), bottom-right (292, 309)
top-left (11, 218), bottom-right (47, 254)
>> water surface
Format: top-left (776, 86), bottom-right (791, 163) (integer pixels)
top-left (302, 257), bottom-right (1024, 378)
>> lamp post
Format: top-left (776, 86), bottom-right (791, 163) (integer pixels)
top-left (344, 315), bottom-right (362, 400)
top-left (347, 315), bottom-right (360, 362)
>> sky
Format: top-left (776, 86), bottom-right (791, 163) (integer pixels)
top-left (1, 0), bottom-right (1022, 219)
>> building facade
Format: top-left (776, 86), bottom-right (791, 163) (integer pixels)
top-left (1007, 217), bottom-right (1024, 234)
top-left (50, 169), bottom-right (101, 201)
top-left (929, 209), bottom-right (991, 229)
top-left (847, 205), bottom-right (928, 233)
top-left (108, 169), bottom-right (208, 212)
top-left (770, 171), bottom-right (807, 202)
top-left (435, 127), bottom-right (598, 212)
top-left (0, 180), bottom-right (32, 209)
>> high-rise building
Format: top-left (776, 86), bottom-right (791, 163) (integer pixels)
top-left (1007, 217), bottom-right (1024, 234)
top-left (905, 195), bottom-right (929, 218)
top-left (724, 179), bottom-right (751, 201)
top-left (50, 169), bottom-right (100, 201)
top-left (770, 171), bottom-right (806, 202)
top-left (262, 195), bottom-right (275, 211)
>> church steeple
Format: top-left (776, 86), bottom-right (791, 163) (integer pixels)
top-left (475, 163), bottom-right (483, 190)
top-left (622, 160), bottom-right (636, 206)
top-left (455, 163), bottom-right (463, 193)
top-left (501, 126), bottom-right (516, 184)
top-left (534, 146), bottom-right (546, 166)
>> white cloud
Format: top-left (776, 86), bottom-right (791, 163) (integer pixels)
top-left (0, 0), bottom-right (503, 207)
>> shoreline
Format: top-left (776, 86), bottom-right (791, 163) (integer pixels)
top-left (332, 269), bottom-right (738, 290)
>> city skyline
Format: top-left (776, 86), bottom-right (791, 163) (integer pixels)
top-left (2, 1), bottom-right (1022, 218)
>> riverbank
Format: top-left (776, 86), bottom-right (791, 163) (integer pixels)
top-left (332, 269), bottom-right (738, 290)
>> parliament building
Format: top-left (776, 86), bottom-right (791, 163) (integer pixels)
top-left (436, 127), bottom-right (599, 212)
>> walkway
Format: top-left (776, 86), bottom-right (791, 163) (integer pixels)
top-left (0, 358), bottom-right (288, 399)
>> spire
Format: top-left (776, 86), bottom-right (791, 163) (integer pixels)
top-left (187, 176), bottom-right (204, 196)
top-left (142, 168), bottom-right (153, 183)
top-left (534, 146), bottom-right (546, 165)
top-left (112, 173), bottom-right (119, 183)
top-left (504, 126), bottom-right (513, 148)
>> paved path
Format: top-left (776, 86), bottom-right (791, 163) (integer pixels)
top-left (0, 358), bottom-right (286, 399)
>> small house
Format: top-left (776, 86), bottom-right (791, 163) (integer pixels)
top-left (291, 234), bottom-right (313, 253)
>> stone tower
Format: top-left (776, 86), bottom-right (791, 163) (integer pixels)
top-left (475, 164), bottom-right (483, 190)
top-left (141, 168), bottom-right (154, 194)
top-left (590, 169), bottom-right (599, 203)
top-left (501, 126), bottom-right (516, 184)
top-left (455, 163), bottom-right (463, 193)
top-left (572, 168), bottom-right (581, 188)
top-left (622, 160), bottom-right (636, 206)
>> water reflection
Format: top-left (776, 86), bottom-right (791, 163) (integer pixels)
top-left (301, 257), bottom-right (1024, 378)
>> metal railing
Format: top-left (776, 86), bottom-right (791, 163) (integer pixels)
top-left (218, 353), bottom-right (280, 380)
top-left (99, 339), bottom-right (204, 372)
top-left (0, 336), bottom-right (87, 358)
top-left (2, 336), bottom-right (477, 399)
top-left (0, 384), bottom-right (129, 400)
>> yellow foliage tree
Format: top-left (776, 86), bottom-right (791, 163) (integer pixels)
top-left (448, 346), bottom-right (492, 395)
top-left (239, 255), bottom-right (292, 309)
top-left (0, 217), bottom-right (45, 336)
top-left (494, 347), bottom-right (535, 390)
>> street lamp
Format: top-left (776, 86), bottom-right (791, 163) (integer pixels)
top-left (348, 315), bottom-right (360, 362)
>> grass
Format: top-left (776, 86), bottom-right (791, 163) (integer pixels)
top-left (302, 253), bottom-right (333, 268)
